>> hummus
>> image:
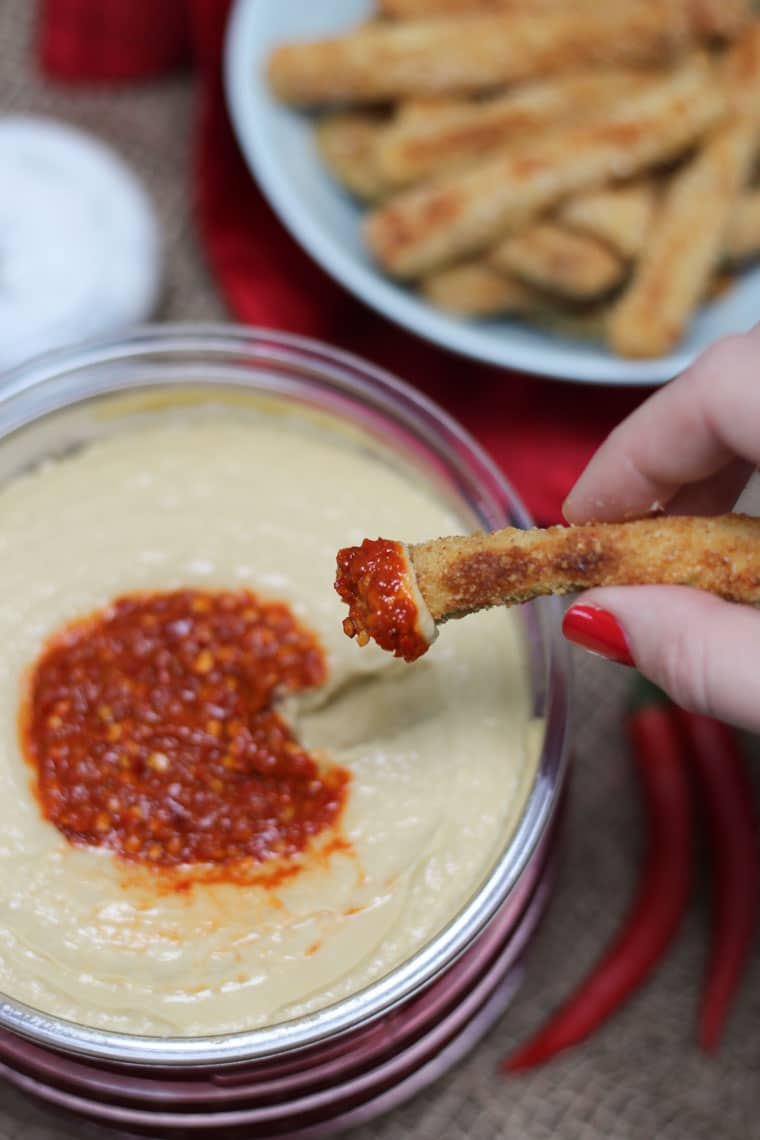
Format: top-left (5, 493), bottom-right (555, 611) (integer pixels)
top-left (0, 413), bottom-right (538, 1036)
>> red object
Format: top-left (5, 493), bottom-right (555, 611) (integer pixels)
top-left (37, 0), bottom-right (651, 525)
top-left (23, 589), bottom-right (348, 874)
top-left (677, 711), bottom-right (759, 1051)
top-left (40, 0), bottom-right (192, 83)
top-left (562, 604), bottom-right (635, 668)
top-left (335, 538), bottom-right (429, 662)
top-left (505, 681), bottom-right (693, 1070)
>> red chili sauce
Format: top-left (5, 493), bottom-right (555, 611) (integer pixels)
top-left (22, 590), bottom-right (349, 870)
top-left (335, 538), bottom-right (428, 663)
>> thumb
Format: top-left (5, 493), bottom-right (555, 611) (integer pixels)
top-left (564, 586), bottom-right (760, 733)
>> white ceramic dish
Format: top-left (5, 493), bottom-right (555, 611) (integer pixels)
top-left (0, 116), bottom-right (160, 373)
top-left (224, 0), bottom-right (760, 387)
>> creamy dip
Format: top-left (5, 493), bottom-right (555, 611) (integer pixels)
top-left (0, 414), bottom-right (537, 1036)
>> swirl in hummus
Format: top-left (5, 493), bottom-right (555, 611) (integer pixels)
top-left (0, 414), bottom-right (538, 1036)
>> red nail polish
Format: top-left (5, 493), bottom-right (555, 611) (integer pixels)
top-left (562, 604), bottom-right (635, 667)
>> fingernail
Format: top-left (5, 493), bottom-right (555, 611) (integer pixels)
top-left (562, 604), bottom-right (635, 668)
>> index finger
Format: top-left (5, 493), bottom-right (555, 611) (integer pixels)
top-left (563, 325), bottom-right (760, 524)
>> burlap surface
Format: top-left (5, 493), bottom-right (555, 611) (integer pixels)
top-left (1, 3), bottom-right (759, 1138)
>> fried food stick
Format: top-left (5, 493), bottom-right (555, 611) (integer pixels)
top-left (335, 515), bottom-right (760, 661)
top-left (422, 258), bottom-right (612, 340)
top-left (422, 181), bottom-right (760, 321)
top-left (375, 70), bottom-right (652, 186)
top-left (491, 222), bottom-right (625, 299)
top-left (423, 191), bottom-right (760, 322)
top-left (366, 57), bottom-right (723, 277)
top-left (378, 0), bottom-right (749, 36)
top-left (316, 113), bottom-right (390, 200)
top-left (689, 0), bottom-right (751, 38)
top-left (556, 186), bottom-right (756, 266)
top-left (607, 124), bottom-right (755, 358)
top-left (378, 0), bottom-right (574, 15)
top-left (725, 189), bottom-right (760, 261)
top-left (557, 183), bottom-right (658, 259)
top-left (267, 3), bottom-right (700, 106)
top-left (608, 28), bottom-right (760, 358)
top-left (421, 261), bottom-right (541, 314)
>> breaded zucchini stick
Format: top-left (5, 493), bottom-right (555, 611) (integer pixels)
top-left (609, 28), bottom-right (760, 358)
top-left (557, 183), bottom-right (658, 260)
top-left (688, 0), bottom-right (750, 39)
top-left (608, 121), bottom-right (756, 357)
top-left (316, 113), bottom-right (390, 201)
top-left (365, 57), bottom-right (723, 278)
top-left (422, 182), bottom-right (760, 320)
top-left (422, 258), bottom-right (611, 339)
top-left (725, 189), bottom-right (760, 261)
top-left (421, 261), bottom-right (541, 314)
top-left (378, 0), bottom-right (573, 15)
top-left (379, 0), bottom-right (748, 36)
top-left (556, 181), bottom-right (756, 263)
top-left (491, 222), bottom-right (625, 299)
top-left (375, 70), bottom-right (652, 186)
top-left (267, 4), bottom-right (698, 106)
top-left (422, 190), bottom-right (760, 325)
top-left (335, 515), bottom-right (760, 661)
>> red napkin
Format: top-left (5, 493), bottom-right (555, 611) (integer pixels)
top-left (39, 0), bottom-right (650, 523)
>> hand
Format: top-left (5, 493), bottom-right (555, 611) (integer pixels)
top-left (562, 324), bottom-right (760, 732)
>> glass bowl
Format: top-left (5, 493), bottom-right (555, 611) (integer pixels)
top-left (0, 325), bottom-right (569, 1132)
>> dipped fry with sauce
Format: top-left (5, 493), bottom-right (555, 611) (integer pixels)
top-left (335, 515), bottom-right (760, 661)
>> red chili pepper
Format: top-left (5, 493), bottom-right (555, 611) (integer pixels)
top-left (677, 710), bottom-right (758, 1051)
top-left (504, 679), bottom-right (693, 1071)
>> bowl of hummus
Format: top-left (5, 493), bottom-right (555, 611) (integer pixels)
top-left (0, 325), bottom-right (568, 1133)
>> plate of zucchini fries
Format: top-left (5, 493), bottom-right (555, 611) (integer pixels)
top-left (226, 0), bottom-right (760, 384)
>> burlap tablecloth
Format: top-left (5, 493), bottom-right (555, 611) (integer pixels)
top-left (1, 3), bottom-right (759, 1137)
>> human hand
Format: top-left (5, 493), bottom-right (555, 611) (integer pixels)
top-left (562, 324), bottom-right (760, 732)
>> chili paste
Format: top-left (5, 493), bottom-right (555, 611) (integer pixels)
top-left (335, 537), bottom-right (430, 662)
top-left (22, 590), bottom-right (348, 868)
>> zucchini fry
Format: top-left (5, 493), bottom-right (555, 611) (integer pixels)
top-left (422, 261), bottom-right (540, 314)
top-left (365, 57), bottom-right (723, 278)
top-left (549, 179), bottom-right (756, 290)
top-left (609, 27), bottom-right (760, 358)
top-left (379, 0), bottom-right (748, 36)
top-left (725, 190), bottom-right (760, 261)
top-left (378, 0), bottom-right (572, 15)
top-left (316, 112), bottom-right (390, 201)
top-left (491, 222), bottom-right (625, 299)
top-left (557, 183), bottom-right (657, 259)
top-left (375, 70), bottom-right (653, 186)
top-left (336, 515), bottom-right (760, 660)
top-left (267, 3), bottom-right (698, 105)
